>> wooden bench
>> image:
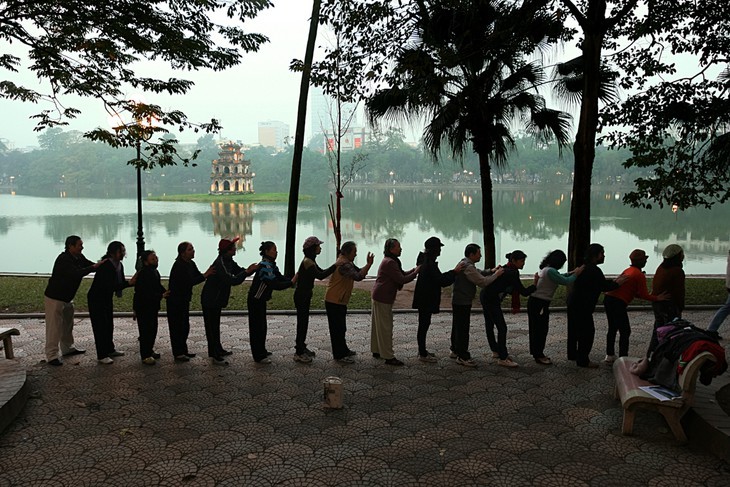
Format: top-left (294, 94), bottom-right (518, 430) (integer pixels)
top-left (0, 328), bottom-right (20, 359)
top-left (613, 352), bottom-right (716, 444)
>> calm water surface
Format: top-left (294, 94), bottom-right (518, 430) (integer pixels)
top-left (0, 188), bottom-right (728, 276)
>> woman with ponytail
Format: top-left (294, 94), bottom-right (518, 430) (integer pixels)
top-left (247, 241), bottom-right (297, 364)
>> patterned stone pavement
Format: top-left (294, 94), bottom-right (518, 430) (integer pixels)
top-left (1, 309), bottom-right (729, 486)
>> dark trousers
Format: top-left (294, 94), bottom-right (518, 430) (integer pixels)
top-left (248, 297), bottom-right (268, 362)
top-left (451, 304), bottom-right (472, 360)
top-left (166, 298), bottom-right (191, 356)
top-left (604, 295), bottom-right (630, 357)
top-left (89, 299), bottom-right (115, 360)
top-left (416, 309), bottom-right (432, 357)
top-left (294, 292), bottom-right (312, 355)
top-left (568, 305), bottom-right (595, 367)
top-left (481, 299), bottom-right (508, 360)
top-left (202, 306), bottom-right (223, 358)
top-left (325, 302), bottom-right (349, 360)
top-left (527, 296), bottom-right (550, 358)
top-left (136, 308), bottom-right (158, 359)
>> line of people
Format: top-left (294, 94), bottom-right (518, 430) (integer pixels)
top-left (43, 234), bottom-right (723, 369)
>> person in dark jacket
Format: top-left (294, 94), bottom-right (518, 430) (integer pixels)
top-left (133, 250), bottom-right (168, 365)
top-left (88, 241), bottom-right (135, 364)
top-left (248, 241), bottom-right (297, 364)
top-left (166, 241), bottom-right (214, 362)
top-left (200, 237), bottom-right (258, 365)
top-left (292, 236), bottom-right (335, 363)
top-left (412, 236), bottom-right (463, 362)
top-left (647, 244), bottom-right (686, 356)
top-left (479, 250), bottom-right (537, 368)
top-left (44, 235), bottom-right (103, 366)
top-left (567, 243), bottom-right (626, 368)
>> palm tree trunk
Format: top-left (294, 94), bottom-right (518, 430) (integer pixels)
top-left (478, 152), bottom-right (497, 269)
top-left (284, 0), bottom-right (321, 276)
top-left (568, 3), bottom-right (605, 269)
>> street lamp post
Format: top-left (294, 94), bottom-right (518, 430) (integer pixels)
top-left (135, 139), bottom-right (145, 264)
top-left (109, 100), bottom-right (154, 269)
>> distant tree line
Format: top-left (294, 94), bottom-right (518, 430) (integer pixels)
top-left (0, 127), bottom-right (648, 196)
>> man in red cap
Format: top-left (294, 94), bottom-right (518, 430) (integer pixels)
top-left (603, 248), bottom-right (669, 362)
top-left (200, 237), bottom-right (258, 365)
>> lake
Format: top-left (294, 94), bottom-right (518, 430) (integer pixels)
top-left (0, 188), bottom-right (728, 276)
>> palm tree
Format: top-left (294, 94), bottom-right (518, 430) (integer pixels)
top-left (285, 0), bottom-right (322, 276)
top-left (366, 0), bottom-right (571, 267)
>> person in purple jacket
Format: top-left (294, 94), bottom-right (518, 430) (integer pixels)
top-left (371, 238), bottom-right (419, 366)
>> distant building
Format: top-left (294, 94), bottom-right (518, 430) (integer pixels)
top-left (258, 121), bottom-right (289, 150)
top-left (210, 142), bottom-right (254, 194)
top-left (309, 88), bottom-right (368, 152)
top-left (323, 126), bottom-right (367, 153)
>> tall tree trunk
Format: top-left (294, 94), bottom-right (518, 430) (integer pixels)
top-left (478, 152), bottom-right (497, 269)
top-left (567, 2), bottom-right (605, 269)
top-left (285, 0), bottom-right (321, 276)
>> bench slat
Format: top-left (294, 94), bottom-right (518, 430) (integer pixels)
top-left (613, 352), bottom-right (717, 443)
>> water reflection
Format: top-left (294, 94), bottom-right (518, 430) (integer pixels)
top-left (0, 189), bottom-right (728, 275)
top-left (210, 202), bottom-right (254, 250)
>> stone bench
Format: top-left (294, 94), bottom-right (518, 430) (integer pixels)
top-left (0, 328), bottom-right (20, 359)
top-left (613, 352), bottom-right (716, 444)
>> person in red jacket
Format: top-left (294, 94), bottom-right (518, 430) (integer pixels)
top-left (603, 249), bottom-right (669, 363)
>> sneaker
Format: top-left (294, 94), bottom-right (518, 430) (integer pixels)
top-left (604, 354), bottom-right (617, 364)
top-left (346, 350), bottom-right (357, 357)
top-left (142, 357), bottom-right (156, 365)
top-left (174, 355), bottom-right (190, 362)
top-left (109, 350), bottom-right (125, 357)
top-left (497, 358), bottom-right (519, 368)
top-left (62, 347), bottom-right (86, 356)
top-left (337, 356), bottom-right (355, 364)
top-left (211, 356), bottom-right (228, 366)
top-left (449, 351), bottom-right (458, 359)
top-left (220, 349), bottom-right (233, 357)
top-left (47, 358), bottom-right (63, 366)
top-left (185, 353), bottom-right (197, 358)
top-left (372, 352), bottom-right (381, 359)
top-left (419, 355), bottom-right (437, 363)
top-left (304, 348), bottom-right (316, 357)
top-left (98, 357), bottom-right (114, 364)
top-left (384, 358), bottom-right (404, 366)
top-left (491, 351), bottom-right (500, 359)
top-left (293, 353), bottom-right (312, 364)
top-left (152, 352), bottom-right (161, 359)
top-left (535, 356), bottom-right (552, 365)
top-left (456, 357), bottom-right (477, 367)
top-left (256, 357), bottom-right (272, 364)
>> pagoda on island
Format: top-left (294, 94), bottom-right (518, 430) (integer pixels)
top-left (210, 141), bottom-right (254, 194)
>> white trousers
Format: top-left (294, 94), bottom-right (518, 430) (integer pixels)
top-left (44, 296), bottom-right (76, 361)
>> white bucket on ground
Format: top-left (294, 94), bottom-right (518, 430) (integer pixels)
top-left (323, 376), bottom-right (343, 409)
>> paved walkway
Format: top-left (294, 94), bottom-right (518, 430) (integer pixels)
top-left (1, 309), bottom-right (729, 486)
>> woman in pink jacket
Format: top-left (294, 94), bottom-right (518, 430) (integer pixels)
top-left (371, 238), bottom-right (419, 366)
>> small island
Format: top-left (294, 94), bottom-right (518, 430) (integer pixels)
top-left (150, 143), bottom-right (311, 202)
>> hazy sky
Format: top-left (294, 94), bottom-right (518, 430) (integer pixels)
top-left (1, 1), bottom-right (322, 149)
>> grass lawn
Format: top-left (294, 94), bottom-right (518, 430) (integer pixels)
top-left (0, 276), bottom-right (726, 314)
